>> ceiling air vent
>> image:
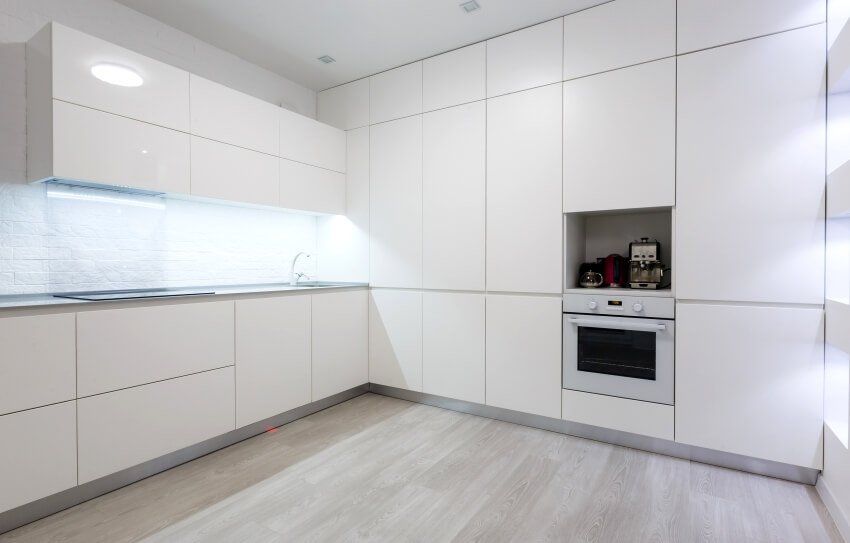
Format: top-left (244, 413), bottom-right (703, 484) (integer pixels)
top-left (459, 1), bottom-right (480, 13)
top-left (317, 55), bottom-right (336, 64)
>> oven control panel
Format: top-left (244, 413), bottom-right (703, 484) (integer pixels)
top-left (563, 293), bottom-right (674, 319)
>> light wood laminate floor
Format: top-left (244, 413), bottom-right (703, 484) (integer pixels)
top-left (0, 393), bottom-right (842, 542)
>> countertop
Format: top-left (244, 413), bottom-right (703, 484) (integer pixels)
top-left (0, 282), bottom-right (369, 309)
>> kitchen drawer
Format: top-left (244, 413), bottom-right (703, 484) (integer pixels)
top-left (190, 136), bottom-right (279, 207)
top-left (562, 389), bottom-right (674, 441)
top-left (77, 301), bottom-right (234, 396)
top-left (279, 159), bottom-right (346, 215)
top-left (77, 367), bottom-right (235, 484)
top-left (0, 313), bottom-right (75, 416)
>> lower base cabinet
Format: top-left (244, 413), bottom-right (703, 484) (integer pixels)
top-left (486, 295), bottom-right (562, 419)
top-left (675, 303), bottom-right (824, 469)
top-left (312, 290), bottom-right (369, 401)
top-left (0, 402), bottom-right (77, 513)
top-left (369, 290), bottom-right (423, 391)
top-left (77, 367), bottom-right (236, 484)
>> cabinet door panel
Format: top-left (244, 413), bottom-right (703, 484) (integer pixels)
top-left (676, 26), bottom-right (825, 304)
top-left (487, 85), bottom-right (562, 294)
top-left (280, 108), bottom-right (346, 173)
top-left (318, 79), bottom-right (370, 131)
top-left (191, 136), bottom-right (279, 207)
top-left (370, 62), bottom-right (422, 124)
top-left (279, 159), bottom-right (346, 215)
top-left (369, 290), bottom-right (422, 392)
top-left (563, 59), bottom-right (675, 212)
top-left (487, 19), bottom-right (562, 98)
top-left (676, 303), bottom-right (824, 468)
top-left (423, 102), bottom-right (485, 291)
top-left (423, 43), bottom-right (486, 111)
top-left (312, 290), bottom-right (369, 401)
top-left (235, 296), bottom-right (311, 427)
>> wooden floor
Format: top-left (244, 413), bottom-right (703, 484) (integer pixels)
top-left (0, 393), bottom-right (842, 542)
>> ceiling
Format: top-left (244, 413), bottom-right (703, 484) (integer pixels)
top-left (114, 0), bottom-right (609, 92)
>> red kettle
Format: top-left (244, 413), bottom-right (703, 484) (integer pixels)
top-left (602, 254), bottom-right (628, 287)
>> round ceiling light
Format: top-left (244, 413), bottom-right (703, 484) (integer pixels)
top-left (90, 63), bottom-right (144, 87)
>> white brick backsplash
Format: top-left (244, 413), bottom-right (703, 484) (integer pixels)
top-left (13, 246), bottom-right (48, 259)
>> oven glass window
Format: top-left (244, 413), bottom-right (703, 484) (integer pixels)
top-left (577, 326), bottom-right (656, 380)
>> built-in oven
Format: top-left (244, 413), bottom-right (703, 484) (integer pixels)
top-left (563, 293), bottom-right (674, 405)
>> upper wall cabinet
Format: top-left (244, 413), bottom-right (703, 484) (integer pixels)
top-left (677, 0), bottom-right (825, 54)
top-left (189, 75), bottom-right (279, 156)
top-left (318, 78), bottom-right (370, 130)
top-left (279, 159), bottom-right (346, 215)
top-left (280, 107), bottom-right (346, 173)
top-left (423, 43), bottom-right (486, 112)
top-left (563, 59), bottom-right (675, 213)
top-left (191, 136), bottom-right (279, 207)
top-left (677, 26), bottom-right (825, 305)
top-left (28, 23), bottom-right (190, 132)
top-left (370, 62), bottom-right (423, 124)
top-left (487, 19), bottom-right (562, 98)
top-left (562, 0), bottom-right (675, 80)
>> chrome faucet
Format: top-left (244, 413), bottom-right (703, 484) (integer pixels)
top-left (289, 251), bottom-right (311, 286)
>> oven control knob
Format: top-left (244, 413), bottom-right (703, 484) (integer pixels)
top-left (633, 303), bottom-right (643, 313)
top-left (587, 300), bottom-right (598, 310)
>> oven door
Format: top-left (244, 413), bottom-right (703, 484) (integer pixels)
top-left (563, 313), bottom-right (674, 405)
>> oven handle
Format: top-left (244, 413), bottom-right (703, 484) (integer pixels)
top-left (566, 317), bottom-right (667, 333)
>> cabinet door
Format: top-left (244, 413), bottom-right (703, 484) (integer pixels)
top-left (487, 85), bottom-right (562, 294)
top-left (563, 59), bottom-right (675, 213)
top-left (280, 108), bottom-right (346, 173)
top-left (677, 26), bottom-right (825, 304)
top-left (486, 295), bottom-right (562, 419)
top-left (423, 43), bottom-right (486, 112)
top-left (369, 290), bottom-right (422, 392)
top-left (52, 100), bottom-right (190, 193)
top-left (78, 367), bottom-right (235, 483)
top-left (279, 158), bottom-right (346, 215)
top-left (190, 75), bottom-right (279, 156)
top-left (191, 137), bottom-right (279, 207)
top-left (0, 313), bottom-right (75, 416)
top-left (487, 19), bottom-right (562, 98)
top-left (77, 301), bottom-right (234, 397)
top-left (312, 290), bottom-right (369, 401)
top-left (677, 0), bottom-right (825, 54)
top-left (0, 402), bottom-right (77, 513)
top-left (676, 303), bottom-right (824, 469)
top-left (50, 23), bottom-right (190, 131)
top-left (370, 116), bottom-right (423, 288)
top-left (235, 296), bottom-right (311, 427)
top-left (318, 78), bottom-right (370, 131)
top-left (423, 292), bottom-right (485, 404)
top-left (370, 62), bottom-right (422, 124)
top-left (423, 102), bottom-right (485, 291)
top-left (563, 0), bottom-right (675, 80)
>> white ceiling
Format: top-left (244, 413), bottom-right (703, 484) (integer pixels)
top-left (114, 0), bottom-right (609, 92)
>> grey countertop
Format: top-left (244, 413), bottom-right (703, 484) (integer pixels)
top-left (0, 282), bottom-right (369, 309)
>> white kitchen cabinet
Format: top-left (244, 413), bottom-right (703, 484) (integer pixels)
top-left (423, 43), bottom-right (486, 112)
top-left (676, 303), bottom-right (824, 469)
top-left (189, 75), bottom-right (279, 156)
top-left (487, 19), bottom-right (562, 98)
top-left (78, 367), bottom-right (235, 483)
top-left (562, 390), bottom-right (674, 441)
top-left (27, 22), bottom-right (190, 132)
top-left (677, 0), bottom-right (825, 54)
top-left (369, 290), bottom-right (423, 392)
top-left (563, 59), bottom-right (675, 213)
top-left (562, 0), bottom-right (675, 80)
top-left (279, 158), bottom-right (346, 215)
top-left (0, 402), bottom-right (77, 513)
top-left (77, 301), bottom-right (234, 397)
top-left (677, 26), bottom-right (825, 304)
top-left (312, 290), bottom-right (369, 401)
top-left (369, 116), bottom-right (423, 288)
top-left (370, 62), bottom-right (422, 124)
top-left (34, 100), bottom-right (191, 193)
top-left (280, 108), bottom-right (346, 173)
top-left (191, 136), bottom-right (279, 207)
top-left (422, 102), bottom-right (485, 291)
top-left (235, 296), bottom-right (311, 427)
top-left (422, 292), bottom-right (485, 404)
top-left (487, 84), bottom-right (562, 294)
top-left (486, 295), bottom-right (562, 419)
top-left (318, 78), bottom-right (370, 130)
top-left (0, 313), bottom-right (75, 416)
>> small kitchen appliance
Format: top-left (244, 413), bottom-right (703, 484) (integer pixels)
top-left (602, 254), bottom-right (628, 287)
top-left (628, 238), bottom-right (664, 289)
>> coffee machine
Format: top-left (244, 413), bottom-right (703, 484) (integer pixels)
top-left (629, 238), bottom-right (665, 289)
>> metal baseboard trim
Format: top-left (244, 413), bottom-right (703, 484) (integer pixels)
top-left (368, 384), bottom-right (820, 485)
top-left (0, 385), bottom-right (368, 536)
top-left (817, 475), bottom-right (850, 543)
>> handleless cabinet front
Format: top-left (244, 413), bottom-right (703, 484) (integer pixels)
top-left (191, 136), bottom-right (279, 206)
top-left (369, 289), bottom-right (423, 392)
top-left (312, 290), bottom-right (369, 401)
top-left (280, 108), bottom-right (346, 173)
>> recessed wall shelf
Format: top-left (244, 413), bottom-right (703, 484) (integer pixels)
top-left (827, 298), bottom-right (850, 355)
top-left (829, 161), bottom-right (850, 218)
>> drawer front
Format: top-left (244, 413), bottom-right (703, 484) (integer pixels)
top-left (562, 389), bottom-right (674, 441)
top-left (77, 367), bottom-right (235, 484)
top-left (77, 301), bottom-right (234, 396)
